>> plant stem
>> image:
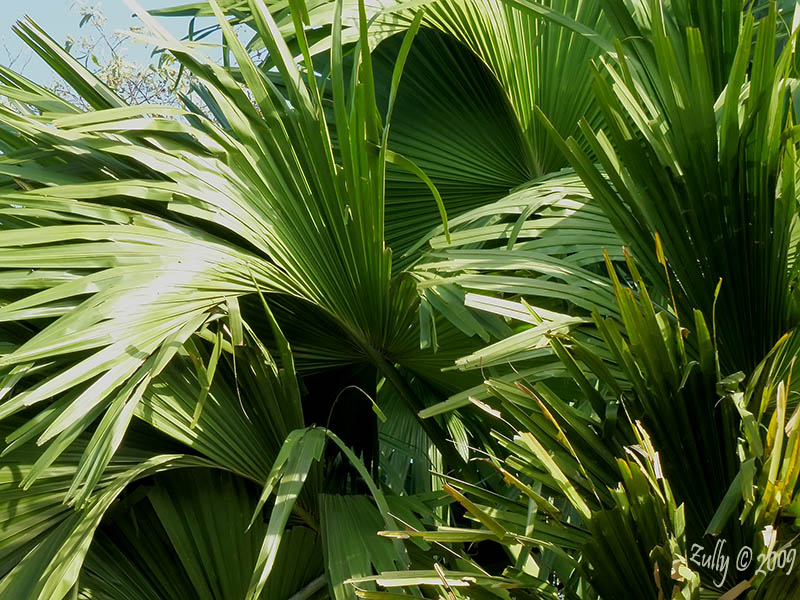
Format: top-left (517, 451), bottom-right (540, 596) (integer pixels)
top-left (288, 574), bottom-right (327, 600)
top-left (357, 336), bottom-right (477, 483)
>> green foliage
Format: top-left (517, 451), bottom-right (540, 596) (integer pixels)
top-left (1, 0), bottom-right (800, 598)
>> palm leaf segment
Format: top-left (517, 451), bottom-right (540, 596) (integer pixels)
top-left (346, 1), bottom-right (800, 597)
top-left (0, 0), bottom-right (458, 598)
top-left (3, 0), bottom-right (800, 598)
top-left (183, 0), bottom-right (800, 596)
top-left (0, 0), bottom-right (479, 492)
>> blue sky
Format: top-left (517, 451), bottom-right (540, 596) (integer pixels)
top-left (0, 1), bottom-right (197, 85)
